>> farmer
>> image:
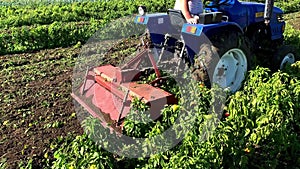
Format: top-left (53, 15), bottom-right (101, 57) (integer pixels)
top-left (174, 0), bottom-right (204, 24)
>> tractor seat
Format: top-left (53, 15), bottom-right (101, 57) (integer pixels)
top-left (198, 12), bottom-right (223, 24)
top-left (167, 9), bottom-right (187, 36)
top-left (168, 9), bottom-right (187, 28)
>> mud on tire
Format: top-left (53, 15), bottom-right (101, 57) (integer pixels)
top-left (192, 31), bottom-right (252, 92)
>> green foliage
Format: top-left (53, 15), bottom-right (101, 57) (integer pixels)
top-left (123, 97), bottom-right (155, 138)
top-left (6, 0), bottom-right (299, 168)
top-left (0, 20), bottom-right (102, 55)
top-left (0, 159), bottom-right (7, 169)
top-left (221, 67), bottom-right (300, 168)
top-left (0, 0), bottom-right (176, 55)
top-left (51, 64), bottom-right (300, 168)
top-left (275, 0), bottom-right (300, 14)
top-left (51, 134), bottom-right (117, 169)
top-left (284, 24), bottom-right (300, 55)
top-left (138, 70), bottom-right (180, 96)
top-left (140, 80), bottom-right (223, 169)
top-left (0, 0), bottom-right (93, 6)
top-left (251, 0), bottom-right (300, 14)
top-left (140, 67), bottom-right (300, 169)
top-left (18, 159), bottom-right (33, 169)
top-left (285, 61), bottom-right (300, 77)
top-left (0, 0), bottom-right (175, 28)
top-left (0, 1), bottom-right (130, 28)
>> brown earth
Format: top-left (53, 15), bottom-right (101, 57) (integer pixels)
top-left (0, 47), bottom-right (84, 168)
top-left (0, 36), bottom-right (141, 168)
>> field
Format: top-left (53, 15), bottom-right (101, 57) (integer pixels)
top-left (0, 0), bottom-right (300, 168)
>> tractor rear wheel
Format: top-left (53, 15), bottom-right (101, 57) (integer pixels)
top-left (272, 45), bottom-right (298, 71)
top-left (192, 31), bottom-right (251, 92)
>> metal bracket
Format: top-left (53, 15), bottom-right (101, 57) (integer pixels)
top-left (157, 33), bottom-right (171, 64)
top-left (81, 66), bottom-right (90, 95)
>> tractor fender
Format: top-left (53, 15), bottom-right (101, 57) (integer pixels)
top-left (202, 22), bottom-right (244, 38)
top-left (134, 13), bottom-right (172, 45)
top-left (181, 22), bottom-right (243, 62)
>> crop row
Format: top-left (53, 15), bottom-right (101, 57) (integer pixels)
top-left (0, 0), bottom-right (298, 55)
top-left (0, 0), bottom-right (175, 55)
top-left (0, 20), bottom-right (101, 55)
top-left (0, 0), bottom-right (175, 28)
top-left (0, 0), bottom-right (102, 7)
top-left (0, 17), bottom-right (145, 55)
top-left (1, 18), bottom-right (298, 56)
top-left (2, 0), bottom-right (298, 30)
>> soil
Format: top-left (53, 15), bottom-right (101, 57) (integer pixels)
top-left (0, 47), bottom-right (84, 168)
top-left (0, 36), bottom-right (141, 168)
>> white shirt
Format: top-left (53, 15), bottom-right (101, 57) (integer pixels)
top-left (174, 0), bottom-right (203, 15)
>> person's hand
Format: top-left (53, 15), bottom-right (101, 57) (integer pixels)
top-left (187, 17), bottom-right (198, 24)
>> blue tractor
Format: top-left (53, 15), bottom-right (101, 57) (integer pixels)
top-left (71, 0), bottom-right (298, 128)
top-left (134, 0), bottom-right (298, 92)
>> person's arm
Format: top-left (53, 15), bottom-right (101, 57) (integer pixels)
top-left (179, 0), bottom-right (198, 24)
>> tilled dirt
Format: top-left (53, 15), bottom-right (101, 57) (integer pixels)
top-left (0, 47), bottom-right (84, 168)
top-left (0, 36), bottom-right (141, 168)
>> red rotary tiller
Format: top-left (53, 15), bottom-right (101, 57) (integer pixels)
top-left (71, 46), bottom-right (177, 130)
